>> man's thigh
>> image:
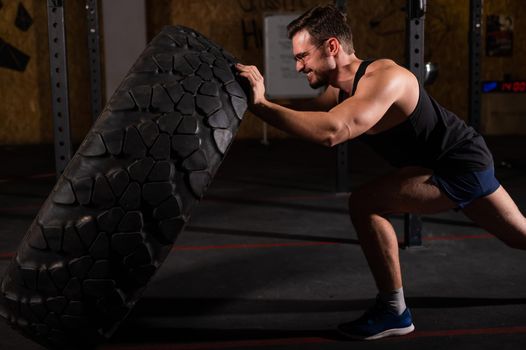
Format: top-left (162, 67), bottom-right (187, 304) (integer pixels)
top-left (462, 186), bottom-right (526, 246)
top-left (351, 166), bottom-right (457, 215)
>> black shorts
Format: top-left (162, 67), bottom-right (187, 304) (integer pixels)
top-left (431, 166), bottom-right (501, 209)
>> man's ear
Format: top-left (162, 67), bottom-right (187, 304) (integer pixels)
top-left (326, 37), bottom-right (340, 56)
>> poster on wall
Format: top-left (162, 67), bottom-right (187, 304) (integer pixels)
top-left (486, 15), bottom-right (513, 57)
top-left (263, 13), bottom-right (323, 99)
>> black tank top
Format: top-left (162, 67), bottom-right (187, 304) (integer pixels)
top-left (339, 60), bottom-right (493, 175)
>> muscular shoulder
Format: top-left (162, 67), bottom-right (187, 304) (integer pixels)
top-left (364, 59), bottom-right (414, 85)
top-left (355, 59), bottom-right (418, 101)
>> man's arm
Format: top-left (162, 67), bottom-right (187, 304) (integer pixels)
top-left (283, 85), bottom-right (339, 112)
top-left (236, 63), bottom-right (404, 147)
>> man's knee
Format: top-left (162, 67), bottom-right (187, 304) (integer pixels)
top-left (349, 190), bottom-right (375, 222)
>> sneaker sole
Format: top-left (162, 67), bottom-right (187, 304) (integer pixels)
top-left (339, 323), bottom-right (415, 341)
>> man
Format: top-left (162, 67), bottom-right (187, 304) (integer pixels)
top-left (236, 4), bottom-right (526, 341)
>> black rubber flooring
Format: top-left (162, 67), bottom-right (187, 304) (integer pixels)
top-left (1, 137), bottom-right (526, 350)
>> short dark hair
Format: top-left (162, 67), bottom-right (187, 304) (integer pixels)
top-left (287, 4), bottom-right (354, 54)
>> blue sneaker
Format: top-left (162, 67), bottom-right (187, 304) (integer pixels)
top-left (338, 301), bottom-right (415, 340)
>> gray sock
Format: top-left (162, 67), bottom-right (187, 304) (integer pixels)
top-left (378, 287), bottom-right (406, 315)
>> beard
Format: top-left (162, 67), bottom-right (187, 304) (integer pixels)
top-left (307, 70), bottom-right (329, 89)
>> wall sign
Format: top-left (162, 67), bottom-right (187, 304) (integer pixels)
top-left (486, 14), bottom-right (513, 57)
top-left (482, 80), bottom-right (526, 93)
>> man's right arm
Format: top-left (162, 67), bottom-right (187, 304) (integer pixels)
top-left (236, 62), bottom-right (405, 147)
top-left (236, 63), bottom-right (347, 146)
top-left (283, 85), bottom-right (339, 112)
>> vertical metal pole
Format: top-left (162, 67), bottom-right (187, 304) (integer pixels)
top-left (404, 213), bottom-right (422, 246)
top-left (469, 0), bottom-right (483, 130)
top-left (336, 144), bottom-right (349, 192)
top-left (334, 0), bottom-right (348, 13)
top-left (406, 0), bottom-right (426, 83)
top-left (335, 0), bottom-right (349, 192)
top-left (404, 0), bottom-right (426, 247)
top-left (86, 0), bottom-right (103, 122)
top-left (47, 0), bottom-right (72, 176)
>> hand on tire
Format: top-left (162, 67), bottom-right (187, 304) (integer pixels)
top-left (236, 63), bottom-right (266, 106)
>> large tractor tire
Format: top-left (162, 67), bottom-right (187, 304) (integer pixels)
top-left (0, 25), bottom-right (248, 349)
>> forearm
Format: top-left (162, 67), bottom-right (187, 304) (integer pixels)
top-left (281, 86), bottom-right (336, 112)
top-left (251, 99), bottom-right (344, 146)
top-left (235, 63), bottom-right (347, 145)
top-left (282, 97), bottom-right (327, 112)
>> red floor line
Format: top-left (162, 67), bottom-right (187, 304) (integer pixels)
top-left (0, 252), bottom-right (15, 259)
top-left (0, 233), bottom-right (497, 260)
top-left (0, 243), bottom-right (337, 260)
top-left (28, 172), bottom-right (55, 179)
top-left (0, 205), bottom-right (41, 213)
top-left (423, 233), bottom-right (493, 241)
top-left (103, 337), bottom-right (331, 350)
top-left (280, 193), bottom-right (350, 201)
top-left (407, 325), bottom-right (526, 338)
top-left (0, 172), bottom-right (55, 183)
top-left (252, 192), bottom-right (351, 202)
top-left (102, 325), bottom-right (526, 350)
top-left (171, 234), bottom-right (496, 252)
top-left (172, 241), bottom-right (338, 251)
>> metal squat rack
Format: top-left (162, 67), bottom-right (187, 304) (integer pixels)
top-left (46, 0), bottom-right (102, 175)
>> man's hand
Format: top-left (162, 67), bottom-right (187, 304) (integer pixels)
top-left (235, 63), bottom-right (267, 106)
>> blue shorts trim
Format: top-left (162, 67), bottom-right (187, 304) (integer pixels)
top-left (431, 166), bottom-right (500, 209)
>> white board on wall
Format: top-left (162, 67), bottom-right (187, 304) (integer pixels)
top-left (102, 0), bottom-right (147, 100)
top-left (263, 13), bottom-right (323, 99)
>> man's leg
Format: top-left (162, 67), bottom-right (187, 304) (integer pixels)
top-left (340, 166), bottom-right (456, 340)
top-left (462, 186), bottom-right (526, 249)
top-left (349, 166), bottom-right (456, 293)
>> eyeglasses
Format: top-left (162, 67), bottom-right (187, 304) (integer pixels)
top-left (293, 40), bottom-right (327, 65)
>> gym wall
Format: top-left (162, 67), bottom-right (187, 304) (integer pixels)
top-left (481, 0), bottom-right (526, 134)
top-left (0, 0), bottom-right (40, 144)
top-left (1, 0), bottom-right (526, 145)
top-left (0, 0), bottom-right (93, 145)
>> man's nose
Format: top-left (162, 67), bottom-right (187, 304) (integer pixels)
top-left (296, 60), bottom-right (304, 73)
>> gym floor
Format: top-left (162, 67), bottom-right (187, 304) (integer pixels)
top-left (1, 136), bottom-right (526, 350)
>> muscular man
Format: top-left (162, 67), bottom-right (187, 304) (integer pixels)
top-left (236, 4), bottom-right (526, 340)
